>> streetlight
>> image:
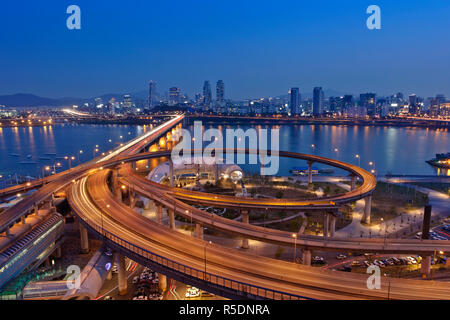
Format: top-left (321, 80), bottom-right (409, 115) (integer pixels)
top-left (186, 209), bottom-right (192, 235)
top-left (78, 150), bottom-right (83, 163)
top-left (64, 156), bottom-right (75, 169)
top-left (42, 166), bottom-right (51, 178)
top-left (292, 233), bottom-right (297, 263)
top-left (334, 148), bottom-right (339, 159)
top-left (311, 144), bottom-right (315, 154)
top-left (355, 154), bottom-right (360, 167)
top-left (204, 240), bottom-right (212, 280)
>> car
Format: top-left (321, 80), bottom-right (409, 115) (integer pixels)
top-left (384, 259), bottom-right (395, 266)
top-left (104, 296), bottom-right (113, 300)
top-left (149, 293), bottom-right (163, 300)
top-left (312, 256), bottom-right (325, 264)
top-left (201, 291), bottom-right (215, 297)
top-left (407, 256), bottom-right (417, 264)
top-left (132, 276), bottom-right (139, 284)
top-left (351, 260), bottom-right (361, 266)
top-left (363, 260), bottom-right (370, 267)
top-left (374, 260), bottom-right (385, 267)
top-left (336, 254), bottom-right (347, 260)
top-left (185, 287), bottom-right (200, 298)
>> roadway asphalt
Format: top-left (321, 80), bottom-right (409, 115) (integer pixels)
top-left (68, 169), bottom-right (450, 300)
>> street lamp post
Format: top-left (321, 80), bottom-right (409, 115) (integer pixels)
top-left (292, 233), bottom-right (297, 263)
top-left (204, 241), bottom-right (212, 280)
top-left (355, 154), bottom-right (360, 167)
top-left (64, 156), bottom-right (75, 169)
top-left (41, 166), bottom-right (51, 178)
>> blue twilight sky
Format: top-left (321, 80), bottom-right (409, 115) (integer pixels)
top-left (0, 0), bottom-right (449, 100)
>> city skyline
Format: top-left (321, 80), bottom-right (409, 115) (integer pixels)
top-left (1, 1), bottom-right (450, 99)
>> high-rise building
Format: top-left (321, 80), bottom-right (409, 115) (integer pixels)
top-left (169, 87), bottom-right (180, 106)
top-left (148, 80), bottom-right (156, 110)
top-left (203, 81), bottom-right (212, 111)
top-left (289, 88), bottom-right (301, 115)
top-left (312, 87), bottom-right (324, 116)
top-left (123, 95), bottom-right (132, 108)
top-left (360, 93), bottom-right (376, 116)
top-left (216, 80), bottom-right (225, 102)
top-left (408, 94), bottom-right (420, 115)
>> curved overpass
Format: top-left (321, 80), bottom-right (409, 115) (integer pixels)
top-left (67, 169), bottom-right (450, 300)
top-left (121, 149), bottom-right (376, 210)
top-left (115, 158), bottom-right (450, 254)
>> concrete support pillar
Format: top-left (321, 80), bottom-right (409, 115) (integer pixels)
top-left (362, 195), bottom-right (372, 224)
top-left (21, 216), bottom-right (26, 224)
top-left (156, 204), bottom-right (163, 224)
top-left (106, 271), bottom-right (112, 280)
top-left (307, 161), bottom-right (313, 185)
top-left (302, 249), bottom-right (311, 266)
top-left (116, 254), bottom-right (128, 295)
top-left (5, 227), bottom-right (11, 237)
top-left (329, 216), bottom-right (336, 238)
top-left (55, 246), bottom-right (62, 258)
top-left (241, 210), bottom-right (249, 249)
top-left (45, 257), bottom-right (51, 268)
top-left (351, 175), bottom-right (356, 191)
top-left (129, 190), bottom-right (136, 209)
top-left (158, 273), bottom-right (167, 292)
top-left (323, 214), bottom-right (329, 238)
top-left (195, 223), bottom-right (204, 239)
top-left (168, 209), bottom-right (175, 230)
top-left (34, 203), bottom-right (39, 216)
top-left (114, 186), bottom-right (122, 202)
top-left (79, 222), bottom-right (89, 254)
top-left (421, 256), bottom-right (431, 279)
top-left (169, 159), bottom-right (174, 188)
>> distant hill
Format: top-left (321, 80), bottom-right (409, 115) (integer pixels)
top-left (0, 88), bottom-right (351, 108)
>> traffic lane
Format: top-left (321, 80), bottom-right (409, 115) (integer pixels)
top-left (71, 173), bottom-right (450, 300)
top-left (121, 175), bottom-right (450, 254)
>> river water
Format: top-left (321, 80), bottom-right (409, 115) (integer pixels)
top-left (0, 123), bottom-right (448, 181)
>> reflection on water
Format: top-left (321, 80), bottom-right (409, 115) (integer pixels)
top-left (0, 124), bottom-right (142, 178)
top-left (188, 124), bottom-right (449, 176)
top-left (0, 123), bottom-right (448, 178)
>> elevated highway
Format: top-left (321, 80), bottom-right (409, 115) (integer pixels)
top-left (2, 114), bottom-right (449, 299)
top-left (0, 115), bottom-right (184, 235)
top-left (120, 149), bottom-right (377, 210)
top-left (67, 169), bottom-right (450, 300)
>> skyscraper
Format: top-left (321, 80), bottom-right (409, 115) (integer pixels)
top-left (216, 80), bottom-right (225, 102)
top-left (169, 87), bottom-right (180, 106)
top-left (313, 87), bottom-right (324, 116)
top-left (360, 93), bottom-right (376, 116)
top-left (289, 88), bottom-right (301, 115)
top-left (203, 81), bottom-right (212, 111)
top-left (148, 80), bottom-right (156, 110)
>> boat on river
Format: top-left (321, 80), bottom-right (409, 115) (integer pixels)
top-left (426, 152), bottom-right (450, 169)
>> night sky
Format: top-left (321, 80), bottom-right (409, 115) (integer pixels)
top-left (1, 0), bottom-right (449, 99)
